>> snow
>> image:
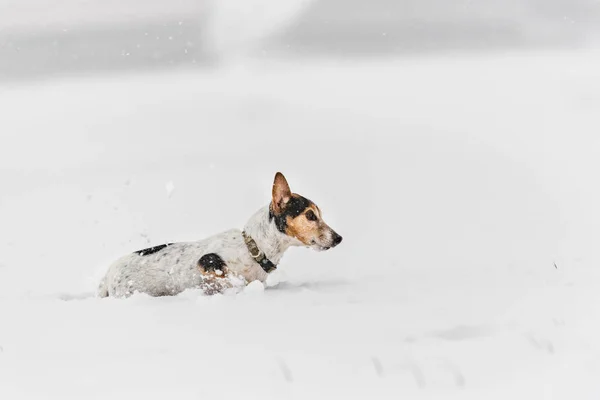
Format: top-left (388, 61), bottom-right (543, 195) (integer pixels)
top-left (165, 181), bottom-right (176, 198)
top-left (1, 50), bottom-right (600, 399)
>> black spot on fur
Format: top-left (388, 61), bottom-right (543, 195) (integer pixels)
top-left (198, 253), bottom-right (227, 273)
top-left (269, 196), bottom-right (311, 233)
top-left (134, 243), bottom-right (173, 256)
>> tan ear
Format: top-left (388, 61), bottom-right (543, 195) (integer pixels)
top-left (272, 172), bottom-right (292, 213)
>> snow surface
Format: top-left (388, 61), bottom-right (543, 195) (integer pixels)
top-left (1, 50), bottom-right (600, 399)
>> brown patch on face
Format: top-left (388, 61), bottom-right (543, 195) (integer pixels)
top-left (284, 203), bottom-right (330, 246)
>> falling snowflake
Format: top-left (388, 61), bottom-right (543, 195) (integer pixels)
top-left (165, 181), bottom-right (175, 198)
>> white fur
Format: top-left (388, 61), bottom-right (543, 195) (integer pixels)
top-left (97, 205), bottom-right (302, 298)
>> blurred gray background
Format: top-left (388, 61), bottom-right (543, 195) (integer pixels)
top-left (1, 0), bottom-right (599, 82)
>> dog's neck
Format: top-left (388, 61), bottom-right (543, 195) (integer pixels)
top-left (243, 205), bottom-right (301, 265)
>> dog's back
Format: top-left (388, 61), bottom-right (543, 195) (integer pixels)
top-left (98, 229), bottom-right (249, 298)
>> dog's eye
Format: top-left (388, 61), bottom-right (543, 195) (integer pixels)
top-left (305, 210), bottom-right (318, 221)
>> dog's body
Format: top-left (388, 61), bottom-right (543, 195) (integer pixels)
top-left (98, 173), bottom-right (342, 298)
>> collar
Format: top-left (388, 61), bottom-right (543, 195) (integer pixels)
top-left (242, 231), bottom-right (277, 273)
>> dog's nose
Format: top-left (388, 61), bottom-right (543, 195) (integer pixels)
top-left (332, 233), bottom-right (343, 247)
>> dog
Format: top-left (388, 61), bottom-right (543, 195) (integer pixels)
top-left (97, 172), bottom-right (342, 298)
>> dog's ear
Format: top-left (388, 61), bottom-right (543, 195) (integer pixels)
top-left (272, 172), bottom-right (292, 213)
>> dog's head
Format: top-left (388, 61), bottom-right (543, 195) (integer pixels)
top-left (269, 172), bottom-right (342, 251)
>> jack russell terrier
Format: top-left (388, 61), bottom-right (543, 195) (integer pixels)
top-left (98, 172), bottom-right (342, 297)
